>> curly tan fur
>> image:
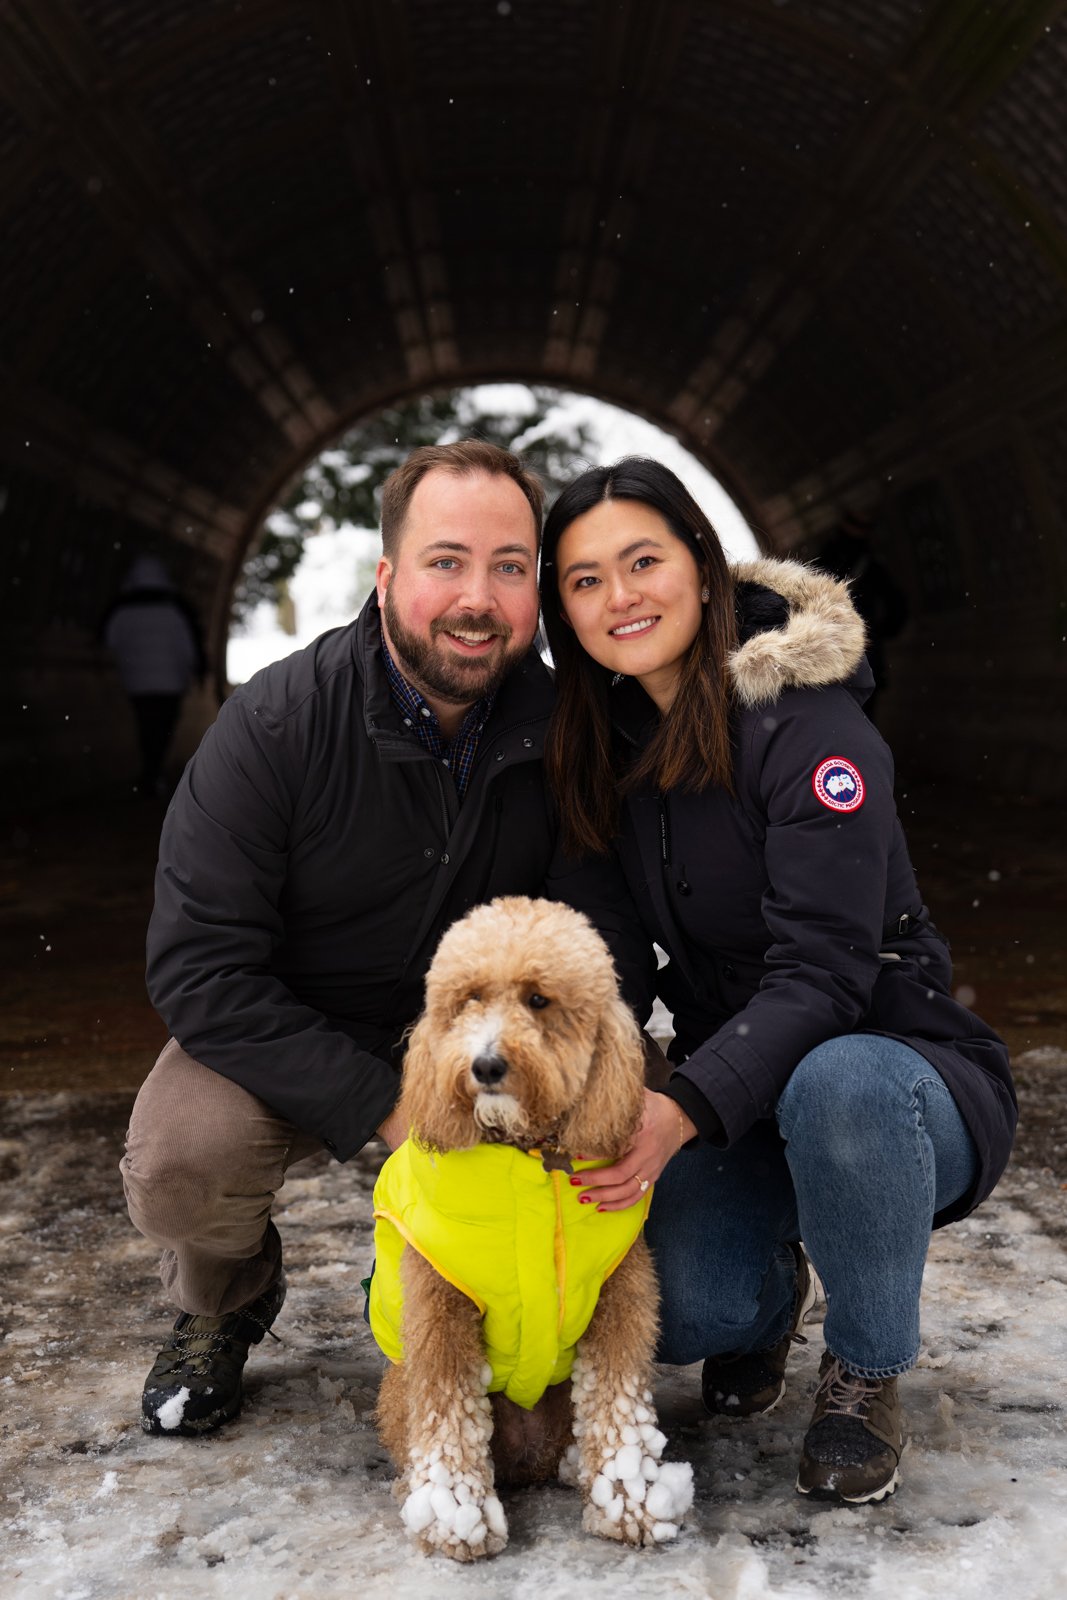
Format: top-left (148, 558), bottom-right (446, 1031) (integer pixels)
top-left (379, 896), bottom-right (693, 1559)
top-left (398, 897), bottom-right (645, 1157)
top-left (728, 558), bottom-right (867, 708)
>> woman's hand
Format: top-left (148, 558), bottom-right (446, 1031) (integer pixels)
top-left (571, 1089), bottom-right (696, 1212)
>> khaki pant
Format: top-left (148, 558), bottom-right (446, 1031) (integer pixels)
top-left (121, 1038), bottom-right (323, 1316)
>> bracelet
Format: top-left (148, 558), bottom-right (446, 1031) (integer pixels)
top-left (674, 1101), bottom-right (688, 1151)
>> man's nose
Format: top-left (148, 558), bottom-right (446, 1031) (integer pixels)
top-left (457, 567), bottom-right (497, 612)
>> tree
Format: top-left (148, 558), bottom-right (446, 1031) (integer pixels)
top-left (232, 386), bottom-right (595, 625)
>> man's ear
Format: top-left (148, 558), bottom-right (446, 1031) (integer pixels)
top-left (375, 556), bottom-right (393, 609)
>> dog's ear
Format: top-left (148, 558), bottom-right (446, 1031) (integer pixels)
top-left (559, 992), bottom-right (646, 1160)
top-left (396, 1013), bottom-right (478, 1154)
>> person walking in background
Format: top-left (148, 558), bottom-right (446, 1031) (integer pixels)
top-left (100, 555), bottom-right (207, 796)
top-left (813, 509), bottom-right (908, 723)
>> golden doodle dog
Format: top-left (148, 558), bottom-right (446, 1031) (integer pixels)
top-left (369, 896), bottom-right (693, 1561)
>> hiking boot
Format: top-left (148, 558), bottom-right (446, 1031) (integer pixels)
top-left (702, 1242), bottom-right (816, 1418)
top-left (796, 1351), bottom-right (906, 1503)
top-left (141, 1277), bottom-right (286, 1437)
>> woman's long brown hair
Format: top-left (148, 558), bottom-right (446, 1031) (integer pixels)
top-left (540, 457), bottom-right (737, 857)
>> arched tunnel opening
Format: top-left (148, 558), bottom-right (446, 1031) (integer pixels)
top-left (2, 4), bottom-right (1066, 1583)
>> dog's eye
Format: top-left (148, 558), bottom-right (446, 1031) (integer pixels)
top-left (528, 993), bottom-right (551, 1010)
top-left (468, 992), bottom-right (481, 1005)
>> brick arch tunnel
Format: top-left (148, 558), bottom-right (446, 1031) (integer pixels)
top-left (2, 0), bottom-right (1066, 803)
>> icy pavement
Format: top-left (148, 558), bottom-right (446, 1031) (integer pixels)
top-left (2, 1090), bottom-right (1066, 1600)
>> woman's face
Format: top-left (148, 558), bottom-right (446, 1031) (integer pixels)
top-left (555, 499), bottom-right (704, 713)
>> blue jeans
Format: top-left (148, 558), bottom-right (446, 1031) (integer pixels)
top-left (646, 1035), bottom-right (979, 1379)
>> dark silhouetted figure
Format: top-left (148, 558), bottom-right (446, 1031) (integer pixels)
top-left (100, 556), bottom-right (207, 795)
top-left (814, 511), bottom-right (908, 723)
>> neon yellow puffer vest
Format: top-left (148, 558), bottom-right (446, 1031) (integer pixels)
top-left (369, 1141), bottom-right (651, 1410)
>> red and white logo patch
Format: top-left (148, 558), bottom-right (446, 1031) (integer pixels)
top-left (812, 756), bottom-right (865, 813)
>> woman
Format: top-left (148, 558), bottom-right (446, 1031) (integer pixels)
top-left (540, 458), bottom-right (1015, 1505)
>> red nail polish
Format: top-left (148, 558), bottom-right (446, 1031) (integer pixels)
top-left (569, 1176), bottom-right (582, 1186)
top-left (579, 1194), bottom-right (592, 1204)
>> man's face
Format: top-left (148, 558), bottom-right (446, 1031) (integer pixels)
top-left (376, 469), bottom-right (540, 708)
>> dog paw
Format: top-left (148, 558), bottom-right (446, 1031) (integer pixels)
top-left (558, 1442), bottom-right (580, 1489)
top-left (583, 1448), bottom-right (694, 1547)
top-left (401, 1462), bottom-right (507, 1561)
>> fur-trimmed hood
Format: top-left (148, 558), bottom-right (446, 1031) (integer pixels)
top-left (727, 558), bottom-right (867, 709)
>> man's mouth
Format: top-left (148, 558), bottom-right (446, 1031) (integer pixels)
top-left (446, 630), bottom-right (498, 649)
top-left (432, 616), bottom-right (510, 653)
top-left (610, 616), bottom-right (659, 637)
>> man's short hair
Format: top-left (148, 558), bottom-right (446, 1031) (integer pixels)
top-left (380, 438), bottom-right (546, 559)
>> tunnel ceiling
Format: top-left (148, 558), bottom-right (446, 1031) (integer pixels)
top-left (2, 0), bottom-right (1066, 676)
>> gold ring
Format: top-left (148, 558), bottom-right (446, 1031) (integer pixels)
top-left (635, 1174), bottom-right (650, 1193)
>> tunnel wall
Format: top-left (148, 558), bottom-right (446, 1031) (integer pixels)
top-left (2, 0), bottom-right (1065, 809)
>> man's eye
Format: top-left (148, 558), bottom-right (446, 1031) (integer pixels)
top-left (528, 993), bottom-right (550, 1010)
top-left (434, 558), bottom-right (458, 570)
top-left (499, 562), bottom-right (524, 576)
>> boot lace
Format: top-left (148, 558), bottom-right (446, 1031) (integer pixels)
top-left (816, 1358), bottom-right (882, 1419)
top-left (156, 1308), bottom-right (281, 1380)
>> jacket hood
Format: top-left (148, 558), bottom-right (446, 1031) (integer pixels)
top-left (727, 558), bottom-right (867, 709)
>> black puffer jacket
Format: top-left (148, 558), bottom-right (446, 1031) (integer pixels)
top-left (147, 597), bottom-right (556, 1160)
top-left (551, 559), bottom-right (1015, 1226)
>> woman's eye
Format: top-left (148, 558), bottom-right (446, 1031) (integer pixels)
top-left (573, 576), bottom-right (598, 590)
top-left (633, 555), bottom-right (657, 571)
top-left (528, 993), bottom-right (551, 1010)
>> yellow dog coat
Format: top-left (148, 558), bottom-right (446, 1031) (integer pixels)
top-left (369, 1141), bottom-right (651, 1410)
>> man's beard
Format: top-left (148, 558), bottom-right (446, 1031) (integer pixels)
top-left (383, 589), bottom-right (523, 706)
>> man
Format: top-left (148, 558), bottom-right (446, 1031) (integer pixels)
top-left (123, 439), bottom-right (554, 1436)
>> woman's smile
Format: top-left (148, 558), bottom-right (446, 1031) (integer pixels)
top-left (609, 615), bottom-right (660, 637)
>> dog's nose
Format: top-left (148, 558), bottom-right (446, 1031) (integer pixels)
top-left (471, 1052), bottom-right (508, 1086)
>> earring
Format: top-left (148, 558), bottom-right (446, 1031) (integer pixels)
top-left (701, 586), bottom-right (710, 602)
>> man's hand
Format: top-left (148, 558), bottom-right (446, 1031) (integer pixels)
top-left (570, 1089), bottom-right (696, 1212)
top-left (376, 1105), bottom-right (407, 1152)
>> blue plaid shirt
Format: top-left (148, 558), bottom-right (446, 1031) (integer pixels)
top-left (382, 642), bottom-right (494, 802)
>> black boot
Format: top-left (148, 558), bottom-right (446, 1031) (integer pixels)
top-left (141, 1277), bottom-right (286, 1436)
top-left (702, 1244), bottom-right (815, 1418)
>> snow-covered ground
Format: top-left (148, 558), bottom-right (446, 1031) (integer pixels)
top-left (3, 1080), bottom-right (1066, 1600)
top-left (226, 389), bottom-right (760, 686)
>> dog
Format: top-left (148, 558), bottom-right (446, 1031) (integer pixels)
top-left (369, 896), bottom-right (693, 1561)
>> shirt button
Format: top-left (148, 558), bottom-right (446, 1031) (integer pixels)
top-left (420, 706), bottom-right (432, 719)
top-left (723, 962), bottom-right (738, 980)
top-left (423, 847), bottom-right (435, 859)
top-left (494, 750), bottom-right (505, 761)
top-left (676, 880), bottom-right (691, 896)
top-left (522, 737), bottom-right (533, 748)
top-left (440, 853), bottom-right (450, 866)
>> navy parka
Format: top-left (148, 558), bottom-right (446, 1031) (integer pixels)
top-left (550, 560), bottom-right (1015, 1226)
